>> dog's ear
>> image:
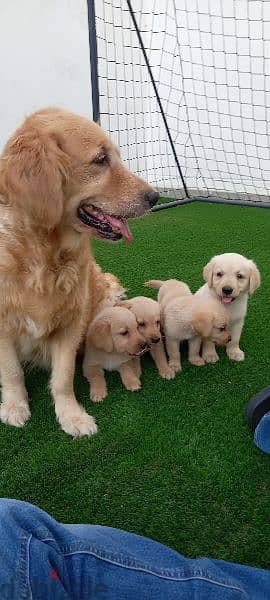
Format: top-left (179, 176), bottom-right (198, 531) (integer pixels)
top-left (88, 319), bottom-right (113, 353)
top-left (115, 300), bottom-right (132, 309)
top-left (203, 259), bottom-right (214, 287)
top-left (2, 128), bottom-right (71, 229)
top-left (191, 312), bottom-right (213, 338)
top-left (249, 261), bottom-right (261, 294)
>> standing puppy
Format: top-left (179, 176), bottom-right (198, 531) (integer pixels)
top-left (196, 253), bottom-right (261, 362)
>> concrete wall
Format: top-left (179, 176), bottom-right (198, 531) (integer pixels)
top-left (0, 0), bottom-right (92, 150)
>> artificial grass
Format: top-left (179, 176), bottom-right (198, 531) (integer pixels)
top-left (1, 201), bottom-right (270, 569)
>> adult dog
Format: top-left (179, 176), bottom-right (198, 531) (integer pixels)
top-left (0, 107), bottom-right (158, 436)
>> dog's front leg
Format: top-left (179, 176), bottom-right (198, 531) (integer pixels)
top-left (0, 337), bottom-right (30, 427)
top-left (188, 336), bottom-right (205, 366)
top-left (150, 340), bottom-right (175, 379)
top-left (119, 362), bottom-right (141, 391)
top-left (166, 339), bottom-right (182, 374)
top-left (50, 328), bottom-right (97, 437)
top-left (226, 319), bottom-right (245, 361)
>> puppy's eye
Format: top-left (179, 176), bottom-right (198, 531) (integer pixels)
top-left (92, 154), bottom-right (108, 165)
top-left (219, 327), bottom-right (226, 331)
top-left (237, 273), bottom-right (244, 279)
top-left (120, 330), bottom-right (128, 336)
top-left (216, 272), bottom-right (223, 277)
top-left (156, 320), bottom-right (160, 326)
top-left (138, 322), bottom-right (145, 327)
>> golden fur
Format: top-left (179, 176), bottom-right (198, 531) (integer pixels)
top-left (83, 306), bottom-right (147, 402)
top-left (196, 253), bottom-right (261, 362)
top-left (0, 107), bottom-right (155, 436)
top-left (146, 279), bottom-right (231, 376)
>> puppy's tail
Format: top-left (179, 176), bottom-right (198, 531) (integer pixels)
top-left (144, 280), bottom-right (165, 289)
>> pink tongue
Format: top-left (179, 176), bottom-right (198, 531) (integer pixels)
top-left (222, 296), bottom-right (233, 304)
top-left (106, 215), bottom-right (133, 245)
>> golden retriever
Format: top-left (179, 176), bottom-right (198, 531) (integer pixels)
top-left (146, 279), bottom-right (230, 375)
top-left (119, 296), bottom-right (173, 379)
top-left (0, 107), bottom-right (158, 436)
top-left (83, 305), bottom-right (149, 401)
top-left (196, 253), bottom-right (261, 362)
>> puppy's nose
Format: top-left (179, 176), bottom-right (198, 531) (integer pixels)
top-left (139, 341), bottom-right (148, 350)
top-left (222, 286), bottom-right (233, 296)
top-left (151, 336), bottom-right (160, 344)
top-left (145, 190), bottom-right (160, 207)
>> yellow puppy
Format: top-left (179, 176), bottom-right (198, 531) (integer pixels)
top-left (83, 306), bottom-right (149, 402)
top-left (146, 279), bottom-right (230, 376)
top-left (118, 297), bottom-right (173, 379)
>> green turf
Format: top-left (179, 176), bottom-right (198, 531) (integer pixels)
top-left (1, 202), bottom-right (270, 569)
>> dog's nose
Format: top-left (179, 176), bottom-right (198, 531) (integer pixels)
top-left (139, 341), bottom-right (148, 350)
top-left (222, 286), bottom-right (233, 296)
top-left (145, 190), bottom-right (160, 207)
top-left (151, 336), bottom-right (160, 344)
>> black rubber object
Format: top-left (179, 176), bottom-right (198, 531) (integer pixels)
top-left (246, 386), bottom-right (270, 432)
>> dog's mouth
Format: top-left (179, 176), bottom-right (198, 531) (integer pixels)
top-left (129, 345), bottom-right (150, 358)
top-left (77, 204), bottom-right (133, 244)
top-left (220, 296), bottom-right (235, 305)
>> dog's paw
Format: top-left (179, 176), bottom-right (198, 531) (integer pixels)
top-left (227, 347), bottom-right (245, 362)
top-left (159, 364), bottom-right (175, 379)
top-left (58, 407), bottom-right (98, 437)
top-left (169, 360), bottom-right (182, 374)
top-left (0, 400), bottom-right (30, 427)
top-left (202, 350), bottom-right (219, 364)
top-left (124, 378), bottom-right (141, 392)
top-left (189, 356), bottom-right (205, 367)
top-left (90, 385), bottom-right (107, 403)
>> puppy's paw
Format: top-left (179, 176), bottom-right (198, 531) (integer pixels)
top-left (159, 364), bottom-right (175, 379)
top-left (169, 360), bottom-right (182, 374)
top-left (227, 347), bottom-right (245, 362)
top-left (90, 384), bottom-right (107, 403)
top-left (0, 400), bottom-right (30, 427)
top-left (202, 350), bottom-right (219, 364)
top-left (124, 378), bottom-right (141, 392)
top-left (189, 356), bottom-right (205, 367)
top-left (58, 407), bottom-right (98, 437)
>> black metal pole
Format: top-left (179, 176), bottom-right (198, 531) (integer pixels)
top-left (126, 0), bottom-right (190, 198)
top-left (87, 0), bottom-right (100, 123)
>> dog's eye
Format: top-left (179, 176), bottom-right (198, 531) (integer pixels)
top-left (92, 154), bottom-right (108, 165)
top-left (156, 320), bottom-right (160, 326)
top-left (237, 273), bottom-right (244, 279)
top-left (120, 330), bottom-right (128, 336)
top-left (216, 272), bottom-right (223, 277)
top-left (219, 327), bottom-right (226, 331)
top-left (138, 321), bottom-right (145, 327)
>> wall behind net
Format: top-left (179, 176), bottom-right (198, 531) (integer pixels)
top-left (95, 0), bottom-right (270, 202)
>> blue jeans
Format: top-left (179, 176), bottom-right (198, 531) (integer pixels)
top-left (0, 499), bottom-right (269, 599)
top-left (254, 412), bottom-right (270, 454)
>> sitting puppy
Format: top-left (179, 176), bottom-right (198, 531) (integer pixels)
top-left (146, 279), bottom-right (230, 376)
top-left (196, 253), bottom-right (261, 362)
top-left (83, 305), bottom-right (149, 402)
top-left (118, 297), bottom-right (173, 379)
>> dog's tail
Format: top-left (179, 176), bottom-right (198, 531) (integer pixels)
top-left (144, 280), bottom-right (165, 289)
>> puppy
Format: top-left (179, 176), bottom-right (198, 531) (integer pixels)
top-left (196, 253), bottom-right (261, 362)
top-left (146, 279), bottom-right (230, 375)
top-left (118, 297), bottom-right (173, 379)
top-left (83, 306), bottom-right (149, 402)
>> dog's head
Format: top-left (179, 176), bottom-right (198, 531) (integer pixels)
top-left (192, 300), bottom-right (231, 345)
top-left (117, 297), bottom-right (161, 346)
top-left (88, 306), bottom-right (149, 356)
top-left (0, 108), bottom-right (159, 241)
top-left (203, 253), bottom-right (261, 304)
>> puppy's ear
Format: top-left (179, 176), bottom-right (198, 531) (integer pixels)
top-left (2, 129), bottom-right (71, 229)
top-left (191, 312), bottom-right (213, 338)
top-left (249, 261), bottom-right (261, 294)
top-left (89, 319), bottom-right (113, 353)
top-left (115, 300), bottom-right (132, 309)
top-left (203, 259), bottom-right (214, 287)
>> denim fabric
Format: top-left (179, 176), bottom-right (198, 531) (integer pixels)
top-left (254, 412), bottom-right (270, 455)
top-left (0, 499), bottom-right (269, 599)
